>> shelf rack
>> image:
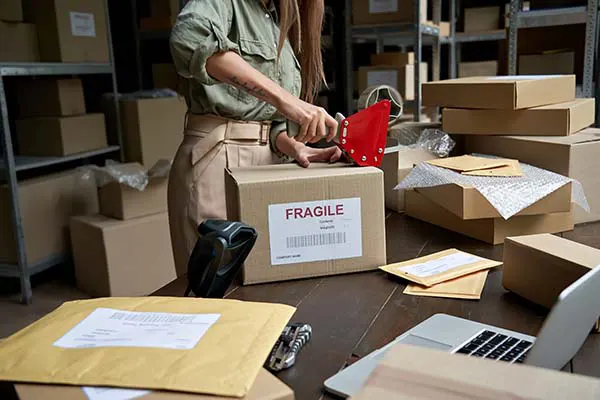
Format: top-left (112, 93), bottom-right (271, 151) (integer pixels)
top-left (0, 0), bottom-right (123, 305)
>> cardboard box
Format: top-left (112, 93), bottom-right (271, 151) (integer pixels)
top-left (405, 190), bottom-right (574, 245)
top-left (0, 170), bottom-right (98, 265)
top-left (465, 128), bottom-right (600, 224)
top-left (417, 182), bottom-right (572, 220)
top-left (99, 178), bottom-right (168, 220)
top-left (358, 63), bottom-right (428, 101)
top-left (0, 22), bottom-right (38, 62)
top-left (422, 75), bottom-right (576, 109)
top-left (23, 0), bottom-right (109, 63)
top-left (442, 99), bottom-right (596, 136)
top-left (153, 63), bottom-right (178, 90)
top-left (140, 16), bottom-right (172, 31)
top-left (120, 96), bottom-right (187, 168)
top-left (17, 113), bottom-right (108, 157)
top-left (0, 0), bottom-right (23, 21)
top-left (225, 164), bottom-right (387, 285)
top-left (464, 7), bottom-right (500, 32)
top-left (352, 0), bottom-right (426, 25)
top-left (16, 78), bottom-right (85, 118)
top-left (519, 51), bottom-right (575, 75)
top-left (458, 60), bottom-right (498, 78)
top-left (70, 213), bottom-right (177, 297)
top-left (370, 52), bottom-right (414, 67)
top-left (150, 0), bottom-right (181, 18)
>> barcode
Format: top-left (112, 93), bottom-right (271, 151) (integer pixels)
top-left (109, 312), bottom-right (195, 324)
top-left (286, 232), bottom-right (347, 249)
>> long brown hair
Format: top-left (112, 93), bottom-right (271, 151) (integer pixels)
top-left (277, 0), bottom-right (325, 103)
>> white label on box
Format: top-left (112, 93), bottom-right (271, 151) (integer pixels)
top-left (487, 75), bottom-right (561, 81)
top-left (70, 12), bottom-right (96, 37)
top-left (83, 387), bottom-right (151, 400)
top-left (268, 198), bottom-right (362, 265)
top-left (53, 308), bottom-right (220, 350)
top-left (396, 252), bottom-right (485, 278)
top-left (367, 70), bottom-right (398, 89)
top-left (369, 0), bottom-right (398, 14)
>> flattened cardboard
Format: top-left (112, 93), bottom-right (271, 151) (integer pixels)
top-left (465, 128), bottom-right (600, 224)
top-left (0, 22), bottom-right (38, 62)
top-left (422, 75), bottom-right (576, 110)
top-left (403, 270), bottom-right (489, 300)
top-left (464, 6), bottom-right (500, 32)
top-left (16, 78), bottom-right (86, 118)
top-left (405, 190), bottom-right (574, 245)
top-left (458, 60), bottom-right (498, 78)
top-left (99, 179), bottom-right (168, 220)
top-left (519, 51), bottom-right (575, 75)
top-left (358, 64), bottom-right (428, 101)
top-left (426, 155), bottom-right (512, 172)
top-left (442, 99), bottom-right (596, 136)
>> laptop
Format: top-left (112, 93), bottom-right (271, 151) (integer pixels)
top-left (324, 265), bottom-right (600, 398)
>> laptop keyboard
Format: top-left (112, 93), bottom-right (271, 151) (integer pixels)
top-left (455, 330), bottom-right (532, 363)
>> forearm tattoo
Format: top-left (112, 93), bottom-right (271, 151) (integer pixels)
top-left (229, 75), bottom-right (267, 99)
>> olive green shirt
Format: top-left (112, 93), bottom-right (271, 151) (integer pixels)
top-left (169, 0), bottom-right (302, 155)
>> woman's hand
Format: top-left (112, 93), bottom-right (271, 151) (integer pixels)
top-left (276, 92), bottom-right (338, 144)
top-left (276, 133), bottom-right (342, 168)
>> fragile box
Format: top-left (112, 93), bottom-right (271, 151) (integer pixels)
top-left (99, 177), bottom-right (168, 220)
top-left (465, 128), bottom-right (600, 224)
top-left (0, 22), bottom-right (38, 62)
top-left (463, 7), bottom-right (500, 33)
top-left (0, 0), bottom-right (23, 22)
top-left (70, 213), bottom-right (177, 297)
top-left (23, 0), bottom-right (109, 63)
top-left (352, 0), bottom-right (426, 25)
top-left (16, 113), bottom-right (107, 157)
top-left (16, 78), bottom-right (85, 118)
top-left (458, 61), bottom-right (498, 78)
top-left (519, 51), bottom-right (575, 75)
top-left (442, 99), bottom-right (596, 136)
top-left (405, 190), bottom-right (574, 245)
top-left (422, 75), bottom-right (576, 109)
top-left (0, 170), bottom-right (98, 265)
top-left (225, 164), bottom-right (387, 285)
top-left (358, 63), bottom-right (428, 101)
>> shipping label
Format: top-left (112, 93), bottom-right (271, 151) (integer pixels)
top-left (70, 12), bottom-right (97, 37)
top-left (369, 0), bottom-right (399, 14)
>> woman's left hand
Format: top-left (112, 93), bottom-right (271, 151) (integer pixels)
top-left (294, 145), bottom-right (342, 168)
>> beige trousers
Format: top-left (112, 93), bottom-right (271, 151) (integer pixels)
top-left (168, 114), bottom-right (277, 276)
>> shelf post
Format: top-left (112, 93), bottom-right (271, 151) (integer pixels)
top-left (508, 0), bottom-right (520, 75)
top-left (414, 0), bottom-right (423, 122)
top-left (583, 0), bottom-right (599, 97)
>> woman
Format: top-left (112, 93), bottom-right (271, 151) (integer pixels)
top-left (168, 0), bottom-right (341, 275)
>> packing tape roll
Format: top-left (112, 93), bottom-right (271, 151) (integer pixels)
top-left (358, 85), bottom-right (404, 126)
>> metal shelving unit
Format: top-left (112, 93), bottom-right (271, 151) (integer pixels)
top-left (0, 0), bottom-right (122, 304)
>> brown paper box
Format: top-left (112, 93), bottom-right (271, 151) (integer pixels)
top-left (70, 213), bottom-right (177, 297)
top-left (0, 22), bottom-right (38, 62)
top-left (150, 0), bottom-right (181, 19)
top-left (417, 182), bottom-right (572, 220)
top-left (465, 128), bottom-right (600, 224)
top-left (16, 114), bottom-right (108, 157)
top-left (463, 7), bottom-right (500, 32)
top-left (16, 78), bottom-right (86, 118)
top-left (226, 164), bottom-right (387, 285)
top-left (99, 179), bottom-right (168, 221)
top-left (370, 52), bottom-right (414, 67)
top-left (458, 60), bottom-right (498, 78)
top-left (442, 99), bottom-right (595, 136)
top-left (0, 170), bottom-right (98, 265)
top-left (358, 64), bottom-right (428, 101)
top-left (352, 0), bottom-right (426, 25)
top-left (519, 51), bottom-right (575, 75)
top-left (405, 190), bottom-right (574, 245)
top-left (0, 0), bottom-right (23, 22)
top-left (422, 75), bottom-right (576, 110)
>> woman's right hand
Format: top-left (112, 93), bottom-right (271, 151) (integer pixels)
top-left (276, 93), bottom-right (338, 144)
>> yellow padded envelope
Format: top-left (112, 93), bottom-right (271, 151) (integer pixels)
top-left (0, 297), bottom-right (296, 398)
top-left (403, 270), bottom-right (489, 300)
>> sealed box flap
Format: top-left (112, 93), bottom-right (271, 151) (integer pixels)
top-left (352, 345), bottom-right (600, 399)
top-left (506, 234), bottom-right (600, 269)
top-left (227, 163), bottom-right (380, 184)
top-left (0, 298), bottom-right (296, 398)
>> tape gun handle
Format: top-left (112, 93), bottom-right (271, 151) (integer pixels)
top-left (286, 113), bottom-right (345, 142)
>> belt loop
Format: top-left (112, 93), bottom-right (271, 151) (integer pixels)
top-left (224, 119), bottom-right (232, 141)
top-left (184, 110), bottom-right (190, 130)
top-left (260, 122), bottom-right (268, 145)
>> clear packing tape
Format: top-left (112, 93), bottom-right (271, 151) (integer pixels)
top-left (78, 159), bottom-right (171, 191)
top-left (396, 154), bottom-right (590, 220)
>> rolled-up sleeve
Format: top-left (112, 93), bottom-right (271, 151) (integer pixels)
top-left (269, 122), bottom-right (294, 162)
top-left (170, 0), bottom-right (239, 85)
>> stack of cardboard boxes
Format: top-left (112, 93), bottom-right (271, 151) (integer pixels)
top-left (0, 0), bottom-right (38, 62)
top-left (458, 6), bottom-right (501, 78)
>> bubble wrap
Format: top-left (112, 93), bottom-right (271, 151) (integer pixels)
top-left (395, 157), bottom-right (589, 220)
top-left (77, 159), bottom-right (171, 191)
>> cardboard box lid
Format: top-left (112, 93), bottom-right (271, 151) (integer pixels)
top-left (501, 127), bottom-right (600, 146)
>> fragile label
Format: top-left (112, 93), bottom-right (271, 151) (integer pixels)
top-left (83, 387), bottom-right (150, 400)
top-left (369, 0), bottom-right (398, 14)
top-left (268, 198), bottom-right (362, 265)
top-left (396, 252), bottom-right (485, 278)
top-left (53, 308), bottom-right (220, 350)
top-left (70, 12), bottom-right (96, 37)
top-left (367, 70), bottom-right (398, 89)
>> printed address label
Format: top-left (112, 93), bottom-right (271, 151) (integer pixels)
top-left (369, 0), bottom-right (399, 14)
top-left (70, 12), bottom-right (96, 37)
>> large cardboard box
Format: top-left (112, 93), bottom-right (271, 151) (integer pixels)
top-left (519, 51), bottom-right (575, 75)
top-left (370, 52), bottom-right (414, 67)
top-left (465, 128), bottom-right (600, 224)
top-left (225, 164), bottom-right (387, 285)
top-left (0, 0), bottom-right (23, 21)
top-left (120, 96), bottom-right (187, 168)
top-left (442, 99), bottom-right (596, 136)
top-left (405, 190), bottom-right (574, 245)
top-left (464, 7), bottom-right (500, 32)
top-left (16, 78), bottom-right (85, 118)
top-left (99, 178), bottom-right (168, 220)
top-left (358, 63), bottom-right (428, 101)
top-left (0, 22), bottom-right (38, 62)
top-left (352, 0), bottom-right (426, 25)
top-left (458, 60), bottom-right (498, 78)
top-left (153, 63), bottom-right (178, 90)
top-left (0, 170), bottom-right (98, 265)
top-left (23, 0), bottom-right (109, 63)
top-left (422, 75), bottom-right (576, 109)
top-left (70, 213), bottom-right (177, 297)
top-left (16, 113), bottom-right (108, 157)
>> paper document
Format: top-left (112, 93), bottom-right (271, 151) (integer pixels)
top-left (53, 308), bottom-right (220, 350)
top-left (397, 252), bottom-right (485, 278)
top-left (83, 387), bottom-right (150, 400)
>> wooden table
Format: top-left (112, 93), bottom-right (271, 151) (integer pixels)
top-left (155, 213), bottom-right (600, 400)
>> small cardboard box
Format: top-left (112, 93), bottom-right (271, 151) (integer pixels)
top-left (519, 51), bottom-right (575, 75)
top-left (464, 7), bottom-right (500, 32)
top-left (465, 128), bottom-right (600, 224)
top-left (405, 190), bottom-right (574, 245)
top-left (99, 176), bottom-right (168, 221)
top-left (442, 99), bottom-right (596, 136)
top-left (0, 22), bottom-right (38, 62)
top-left (503, 234), bottom-right (600, 312)
top-left (352, 0), bottom-right (426, 25)
top-left (70, 213), bottom-right (177, 297)
top-left (0, 170), bottom-right (98, 265)
top-left (358, 63), bottom-right (428, 101)
top-left (458, 60), bottom-right (498, 78)
top-left (150, 0), bottom-right (181, 19)
top-left (0, 0), bottom-right (23, 21)
top-left (16, 78), bottom-right (85, 118)
top-left (23, 0), bottom-right (109, 63)
top-left (370, 52), bottom-right (414, 67)
top-left (153, 63), bottom-right (178, 90)
top-left (16, 113), bottom-right (108, 157)
top-left (422, 75), bottom-right (576, 110)
top-left (225, 164), bottom-right (387, 285)
top-left (417, 182), bottom-right (572, 220)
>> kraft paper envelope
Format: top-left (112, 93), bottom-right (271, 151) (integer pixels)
top-left (0, 297), bottom-right (296, 398)
top-left (403, 270), bottom-right (489, 300)
top-left (463, 159), bottom-right (523, 177)
top-left (380, 249), bottom-right (501, 287)
top-left (427, 155), bottom-right (512, 172)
